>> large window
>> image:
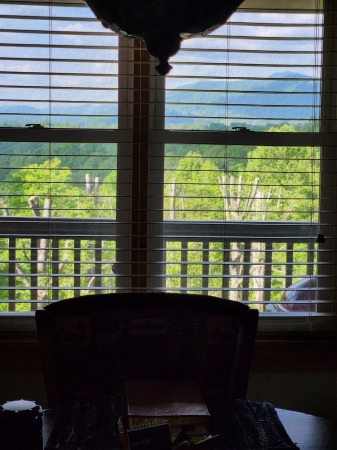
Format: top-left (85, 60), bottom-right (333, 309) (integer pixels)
top-left (0, 0), bottom-right (336, 332)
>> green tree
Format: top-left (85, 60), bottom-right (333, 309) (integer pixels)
top-left (0, 159), bottom-right (117, 309)
top-left (241, 124), bottom-right (319, 302)
top-left (164, 151), bottom-right (223, 220)
top-left (244, 124), bottom-right (319, 221)
top-left (7, 157), bottom-right (81, 217)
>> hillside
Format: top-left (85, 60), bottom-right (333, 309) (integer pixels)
top-left (0, 72), bottom-right (320, 129)
top-left (165, 72), bottom-right (320, 125)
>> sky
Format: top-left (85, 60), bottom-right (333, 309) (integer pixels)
top-left (0, 2), bottom-right (323, 126)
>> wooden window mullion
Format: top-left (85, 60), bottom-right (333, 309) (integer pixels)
top-left (131, 41), bottom-right (150, 289)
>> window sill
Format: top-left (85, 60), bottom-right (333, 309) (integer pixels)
top-left (0, 314), bottom-right (336, 373)
top-left (1, 311), bottom-right (336, 333)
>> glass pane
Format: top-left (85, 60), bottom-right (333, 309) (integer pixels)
top-left (165, 11), bottom-right (322, 131)
top-left (0, 141), bottom-right (118, 218)
top-left (160, 142), bottom-right (320, 311)
top-left (163, 143), bottom-right (320, 221)
top-left (0, 3), bottom-right (118, 129)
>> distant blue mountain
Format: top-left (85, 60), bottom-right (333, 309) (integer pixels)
top-left (1, 72), bottom-right (319, 128)
top-left (0, 103), bottom-right (118, 128)
top-left (165, 72), bottom-right (320, 126)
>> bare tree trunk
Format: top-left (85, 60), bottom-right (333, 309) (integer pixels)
top-left (219, 176), bottom-right (244, 300)
top-left (15, 263), bottom-right (31, 288)
top-left (250, 241), bottom-right (265, 311)
top-left (28, 196), bottom-right (40, 217)
top-left (94, 176), bottom-right (100, 205)
top-left (229, 243), bottom-right (244, 301)
top-left (244, 178), bottom-right (260, 218)
top-left (0, 199), bottom-right (9, 216)
top-left (169, 179), bottom-right (176, 220)
top-left (37, 198), bottom-right (51, 273)
top-left (36, 198), bottom-right (51, 304)
top-left (58, 240), bottom-right (72, 273)
top-left (85, 174), bottom-right (92, 195)
top-left (218, 175), bottom-right (229, 220)
top-left (218, 176), bottom-right (268, 303)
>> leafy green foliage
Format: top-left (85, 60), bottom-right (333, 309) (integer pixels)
top-left (0, 122), bottom-right (320, 310)
top-left (245, 124), bottom-right (319, 221)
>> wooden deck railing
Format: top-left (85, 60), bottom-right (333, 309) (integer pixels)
top-left (0, 218), bottom-right (318, 312)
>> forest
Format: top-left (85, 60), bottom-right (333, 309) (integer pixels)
top-left (0, 121), bottom-right (319, 310)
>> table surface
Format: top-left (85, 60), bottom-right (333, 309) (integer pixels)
top-left (276, 408), bottom-right (337, 450)
top-left (43, 407), bottom-right (337, 450)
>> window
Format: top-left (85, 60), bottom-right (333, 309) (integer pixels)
top-left (0, 0), bottom-right (336, 332)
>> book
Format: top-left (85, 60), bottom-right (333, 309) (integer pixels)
top-left (127, 422), bottom-right (172, 450)
top-left (125, 380), bottom-right (211, 428)
top-left (170, 424), bottom-right (210, 444)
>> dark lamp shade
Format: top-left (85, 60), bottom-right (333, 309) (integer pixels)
top-left (0, 400), bottom-right (43, 450)
top-left (84, 0), bottom-right (245, 74)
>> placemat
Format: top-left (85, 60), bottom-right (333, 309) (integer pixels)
top-left (210, 399), bottom-right (300, 450)
top-left (45, 396), bottom-right (300, 450)
top-left (45, 395), bottom-right (124, 450)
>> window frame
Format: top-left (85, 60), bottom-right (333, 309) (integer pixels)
top-left (0, 0), bottom-right (336, 336)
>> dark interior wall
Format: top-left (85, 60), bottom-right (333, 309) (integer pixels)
top-left (248, 372), bottom-right (337, 420)
top-left (0, 370), bottom-right (335, 420)
top-left (0, 339), bottom-right (336, 419)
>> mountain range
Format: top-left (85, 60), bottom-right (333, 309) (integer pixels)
top-left (1, 72), bottom-right (320, 128)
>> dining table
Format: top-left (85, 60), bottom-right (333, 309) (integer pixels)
top-left (276, 408), bottom-right (337, 450)
top-left (42, 406), bottom-right (337, 450)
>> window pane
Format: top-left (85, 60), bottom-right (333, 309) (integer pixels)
top-left (163, 143), bottom-right (320, 222)
top-left (157, 140), bottom-right (322, 312)
top-left (165, 11), bottom-right (322, 131)
top-left (0, 141), bottom-right (118, 218)
top-left (0, 139), bottom-right (119, 310)
top-left (0, 3), bottom-right (119, 129)
top-left (0, 233), bottom-right (117, 312)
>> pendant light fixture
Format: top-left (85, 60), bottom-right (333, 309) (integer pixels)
top-left (85, 0), bottom-right (244, 75)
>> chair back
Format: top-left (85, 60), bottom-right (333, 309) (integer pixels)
top-left (35, 292), bottom-right (258, 407)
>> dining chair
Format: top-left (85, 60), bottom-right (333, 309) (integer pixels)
top-left (35, 292), bottom-right (258, 408)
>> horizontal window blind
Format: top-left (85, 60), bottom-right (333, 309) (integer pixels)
top-left (0, 0), bottom-right (336, 331)
top-left (0, 1), bottom-right (126, 311)
top-left (0, 1), bottom-right (119, 128)
top-left (147, 0), bottom-right (337, 327)
top-left (165, 9), bottom-right (322, 130)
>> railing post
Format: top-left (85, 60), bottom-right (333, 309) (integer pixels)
top-left (8, 237), bottom-right (16, 312)
top-left (202, 241), bottom-right (210, 295)
top-left (222, 240), bottom-right (230, 297)
top-left (52, 238), bottom-right (60, 302)
top-left (31, 237), bottom-right (38, 311)
top-left (94, 239), bottom-right (102, 293)
top-left (74, 238), bottom-right (81, 296)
